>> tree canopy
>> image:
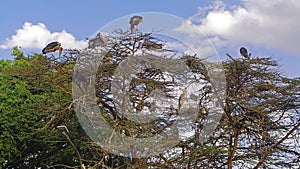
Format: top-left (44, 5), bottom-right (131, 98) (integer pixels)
top-left (0, 31), bottom-right (299, 169)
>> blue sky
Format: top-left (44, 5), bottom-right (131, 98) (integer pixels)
top-left (0, 0), bottom-right (213, 40)
top-left (1, 0), bottom-right (299, 77)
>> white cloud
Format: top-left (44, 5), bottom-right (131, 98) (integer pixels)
top-left (0, 22), bottom-right (88, 50)
top-left (187, 0), bottom-right (300, 55)
top-left (171, 20), bottom-right (222, 62)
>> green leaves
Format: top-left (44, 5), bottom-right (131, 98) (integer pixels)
top-left (0, 75), bottom-right (42, 165)
top-left (11, 46), bottom-right (25, 59)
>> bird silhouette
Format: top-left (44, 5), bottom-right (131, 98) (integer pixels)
top-left (42, 41), bottom-right (63, 56)
top-left (240, 47), bottom-right (250, 59)
top-left (129, 16), bottom-right (143, 33)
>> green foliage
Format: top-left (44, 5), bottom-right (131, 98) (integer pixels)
top-left (0, 75), bottom-right (46, 165)
top-left (11, 46), bottom-right (25, 60)
top-left (0, 60), bottom-right (12, 71)
top-left (0, 50), bottom-right (112, 168)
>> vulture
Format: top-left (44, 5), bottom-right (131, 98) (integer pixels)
top-left (42, 41), bottom-right (63, 56)
top-left (129, 15), bottom-right (143, 33)
top-left (240, 47), bottom-right (250, 59)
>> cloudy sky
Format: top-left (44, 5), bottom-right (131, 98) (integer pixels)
top-left (0, 0), bottom-right (299, 77)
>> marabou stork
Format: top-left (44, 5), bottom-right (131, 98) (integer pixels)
top-left (129, 15), bottom-right (143, 33)
top-left (42, 41), bottom-right (63, 56)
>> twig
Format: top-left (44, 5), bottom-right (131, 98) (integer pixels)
top-left (253, 121), bottom-right (300, 169)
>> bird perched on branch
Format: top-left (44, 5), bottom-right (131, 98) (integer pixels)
top-left (129, 15), bottom-right (143, 33)
top-left (240, 47), bottom-right (250, 59)
top-left (42, 41), bottom-right (63, 56)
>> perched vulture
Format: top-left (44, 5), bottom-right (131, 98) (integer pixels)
top-left (42, 41), bottom-right (63, 56)
top-left (240, 47), bottom-right (250, 59)
top-left (129, 15), bottom-right (143, 33)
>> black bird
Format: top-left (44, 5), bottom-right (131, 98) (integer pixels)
top-left (42, 41), bottom-right (63, 56)
top-left (240, 47), bottom-right (250, 59)
top-left (129, 16), bottom-right (143, 33)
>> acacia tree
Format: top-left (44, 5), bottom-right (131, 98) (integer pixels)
top-left (222, 56), bottom-right (300, 168)
top-left (74, 31), bottom-right (179, 168)
top-left (173, 56), bottom-right (300, 169)
top-left (86, 29), bottom-right (300, 168)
